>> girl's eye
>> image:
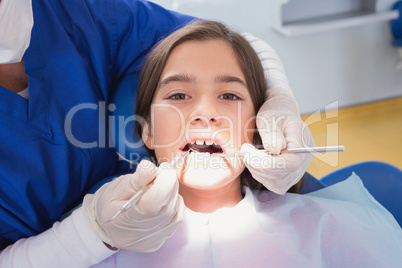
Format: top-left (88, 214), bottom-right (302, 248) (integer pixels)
top-left (219, 93), bottom-right (241, 101)
top-left (167, 93), bottom-right (189, 100)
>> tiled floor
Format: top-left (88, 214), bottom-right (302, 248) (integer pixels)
top-left (301, 97), bottom-right (402, 179)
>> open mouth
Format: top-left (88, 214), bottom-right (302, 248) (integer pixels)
top-left (182, 141), bottom-right (224, 154)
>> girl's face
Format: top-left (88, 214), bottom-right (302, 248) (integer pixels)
top-left (143, 39), bottom-right (255, 192)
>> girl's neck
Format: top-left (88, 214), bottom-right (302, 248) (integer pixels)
top-left (179, 180), bottom-right (243, 213)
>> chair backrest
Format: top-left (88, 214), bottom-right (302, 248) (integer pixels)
top-left (320, 161), bottom-right (402, 227)
top-left (391, 1), bottom-right (402, 47)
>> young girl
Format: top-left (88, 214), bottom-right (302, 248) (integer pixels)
top-left (92, 20), bottom-right (402, 267)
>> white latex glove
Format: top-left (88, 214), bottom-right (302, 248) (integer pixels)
top-left (82, 160), bottom-right (184, 252)
top-left (242, 33), bottom-right (315, 194)
top-left (242, 32), bottom-right (291, 91)
top-left (0, 0), bottom-right (33, 63)
top-left (241, 88), bottom-right (315, 195)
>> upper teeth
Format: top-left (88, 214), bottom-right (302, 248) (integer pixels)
top-left (193, 140), bottom-right (216, 146)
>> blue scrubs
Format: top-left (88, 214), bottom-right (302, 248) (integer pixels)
top-left (0, 0), bottom-right (192, 249)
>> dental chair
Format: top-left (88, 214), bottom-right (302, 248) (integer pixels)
top-left (96, 74), bottom-right (402, 227)
top-left (318, 161), bottom-right (402, 226)
top-left (391, 1), bottom-right (402, 48)
top-left (391, 1), bottom-right (402, 70)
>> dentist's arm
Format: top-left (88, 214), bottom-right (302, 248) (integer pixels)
top-left (242, 33), bottom-right (315, 194)
top-left (0, 208), bottom-right (115, 267)
top-left (0, 160), bottom-right (183, 267)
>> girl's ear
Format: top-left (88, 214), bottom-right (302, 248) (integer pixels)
top-left (141, 122), bottom-right (154, 150)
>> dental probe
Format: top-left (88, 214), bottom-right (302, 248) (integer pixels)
top-left (222, 145), bottom-right (345, 157)
top-left (282, 145), bottom-right (345, 153)
top-left (102, 152), bottom-right (187, 224)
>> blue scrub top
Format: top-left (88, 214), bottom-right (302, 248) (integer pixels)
top-left (0, 0), bottom-right (192, 249)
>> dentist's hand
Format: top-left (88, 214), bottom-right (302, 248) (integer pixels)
top-left (82, 160), bottom-right (183, 252)
top-left (241, 88), bottom-right (315, 194)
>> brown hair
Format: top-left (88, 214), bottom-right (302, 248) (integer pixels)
top-left (135, 20), bottom-right (302, 193)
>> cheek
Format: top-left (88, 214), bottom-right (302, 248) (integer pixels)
top-left (151, 107), bottom-right (184, 148)
top-left (244, 120), bottom-right (256, 144)
top-left (241, 112), bottom-right (256, 145)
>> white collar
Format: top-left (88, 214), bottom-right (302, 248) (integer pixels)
top-left (17, 87), bottom-right (29, 99)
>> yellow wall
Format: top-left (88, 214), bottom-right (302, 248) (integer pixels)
top-left (302, 97), bottom-right (402, 179)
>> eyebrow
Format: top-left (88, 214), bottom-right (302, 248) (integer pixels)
top-left (159, 73), bottom-right (247, 88)
top-left (159, 73), bottom-right (196, 88)
top-left (215, 75), bottom-right (247, 87)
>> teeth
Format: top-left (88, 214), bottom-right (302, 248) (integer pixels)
top-left (195, 140), bottom-right (204, 145)
top-left (190, 140), bottom-right (219, 146)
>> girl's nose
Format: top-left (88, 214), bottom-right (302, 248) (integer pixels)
top-left (189, 98), bottom-right (221, 127)
top-left (190, 115), bottom-right (219, 127)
